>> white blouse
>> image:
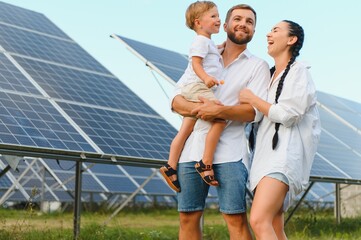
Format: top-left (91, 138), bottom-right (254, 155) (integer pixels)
top-left (249, 61), bottom-right (321, 210)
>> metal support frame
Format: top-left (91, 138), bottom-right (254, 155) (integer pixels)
top-left (73, 161), bottom-right (83, 240)
top-left (285, 181), bottom-right (315, 225)
top-left (335, 183), bottom-right (341, 224)
top-left (0, 165), bottom-right (11, 178)
top-left (0, 159), bottom-right (35, 205)
top-left (24, 160), bottom-right (59, 202)
top-left (3, 144), bottom-right (361, 239)
top-left (103, 170), bottom-right (157, 226)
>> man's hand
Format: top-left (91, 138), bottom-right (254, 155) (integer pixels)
top-left (191, 96), bottom-right (223, 121)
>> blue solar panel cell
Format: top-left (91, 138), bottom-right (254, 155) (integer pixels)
top-left (0, 25), bottom-right (109, 73)
top-left (0, 54), bottom-right (41, 95)
top-left (337, 97), bottom-right (361, 114)
top-left (6, 191), bottom-right (27, 201)
top-left (0, 2), bottom-right (68, 39)
top-left (317, 91), bottom-right (347, 110)
top-left (305, 182), bottom-right (335, 203)
top-left (153, 63), bottom-right (185, 82)
top-left (115, 35), bottom-right (188, 82)
top-left (311, 155), bottom-right (348, 179)
top-left (0, 91), bottom-right (95, 152)
top-left (0, 172), bottom-right (12, 188)
top-left (328, 108), bottom-right (361, 131)
top-left (58, 101), bottom-right (176, 159)
top-left (316, 143), bottom-right (361, 179)
top-left (52, 171), bottom-right (104, 192)
top-left (123, 165), bottom-right (154, 176)
top-left (319, 108), bottom-right (361, 152)
top-left (97, 175), bottom-right (136, 193)
top-left (14, 56), bottom-right (158, 115)
top-left (134, 178), bottom-right (174, 194)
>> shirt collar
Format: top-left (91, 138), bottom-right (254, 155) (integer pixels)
top-left (240, 49), bottom-right (252, 59)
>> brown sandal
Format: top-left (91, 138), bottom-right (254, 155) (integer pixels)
top-left (195, 160), bottom-right (219, 186)
top-left (160, 164), bottom-right (181, 192)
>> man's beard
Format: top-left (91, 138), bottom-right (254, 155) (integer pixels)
top-left (227, 31), bottom-right (252, 45)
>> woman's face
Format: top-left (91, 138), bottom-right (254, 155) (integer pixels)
top-left (266, 21), bottom-right (294, 58)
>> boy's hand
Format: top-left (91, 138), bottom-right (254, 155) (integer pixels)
top-left (204, 76), bottom-right (219, 88)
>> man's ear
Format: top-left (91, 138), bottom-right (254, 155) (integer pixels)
top-left (223, 22), bottom-right (227, 32)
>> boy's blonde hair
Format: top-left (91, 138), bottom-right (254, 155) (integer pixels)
top-left (185, 1), bottom-right (217, 30)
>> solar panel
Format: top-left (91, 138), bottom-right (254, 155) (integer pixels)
top-left (304, 182), bottom-right (335, 203)
top-left (318, 108), bottom-right (361, 155)
top-left (317, 92), bottom-right (361, 131)
top-left (0, 171), bottom-right (12, 188)
top-left (112, 34), bottom-right (188, 83)
top-left (14, 56), bottom-right (158, 114)
top-left (0, 2), bottom-right (180, 206)
top-left (57, 102), bottom-right (174, 159)
top-left (0, 2), bottom-right (68, 38)
top-left (0, 91), bottom-right (95, 152)
top-left (0, 54), bottom-right (41, 94)
top-left (0, 1), bottom-right (177, 162)
top-left (0, 24), bottom-right (109, 73)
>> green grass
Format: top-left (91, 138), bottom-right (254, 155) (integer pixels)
top-left (0, 207), bottom-right (361, 239)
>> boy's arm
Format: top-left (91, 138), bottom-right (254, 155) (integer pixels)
top-left (192, 56), bottom-right (219, 87)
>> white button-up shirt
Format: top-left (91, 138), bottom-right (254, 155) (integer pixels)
top-left (249, 61), bottom-right (321, 209)
top-left (171, 49), bottom-right (270, 171)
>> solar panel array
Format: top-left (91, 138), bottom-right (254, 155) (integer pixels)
top-left (0, 2), bottom-right (176, 161)
top-left (0, 1), bottom-right (182, 204)
top-left (2, 2), bottom-right (360, 206)
top-left (112, 34), bottom-right (361, 205)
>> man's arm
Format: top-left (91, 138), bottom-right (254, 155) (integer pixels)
top-left (171, 95), bottom-right (202, 117)
top-left (192, 97), bottom-right (255, 122)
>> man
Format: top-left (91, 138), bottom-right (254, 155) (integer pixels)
top-left (171, 4), bottom-right (270, 240)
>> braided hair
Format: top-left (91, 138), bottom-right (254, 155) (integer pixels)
top-left (272, 20), bottom-right (304, 150)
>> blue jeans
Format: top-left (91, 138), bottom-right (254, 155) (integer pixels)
top-left (177, 160), bottom-right (248, 214)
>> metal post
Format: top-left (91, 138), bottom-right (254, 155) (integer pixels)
top-left (103, 170), bottom-right (157, 226)
top-left (41, 166), bottom-right (45, 212)
top-left (335, 183), bottom-right (341, 224)
top-left (0, 165), bottom-right (11, 178)
top-left (73, 161), bottom-right (82, 240)
top-left (285, 181), bottom-right (314, 225)
top-left (0, 159), bottom-right (35, 205)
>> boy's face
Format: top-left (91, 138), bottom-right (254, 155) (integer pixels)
top-left (195, 7), bottom-right (221, 37)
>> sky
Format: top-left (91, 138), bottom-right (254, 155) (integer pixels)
top-left (2, 0), bottom-right (361, 129)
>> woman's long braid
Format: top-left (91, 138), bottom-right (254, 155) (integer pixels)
top-left (272, 20), bottom-right (304, 150)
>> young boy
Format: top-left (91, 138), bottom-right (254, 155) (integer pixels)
top-left (160, 1), bottom-right (225, 192)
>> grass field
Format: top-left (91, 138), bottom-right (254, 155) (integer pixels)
top-left (1, 205), bottom-right (361, 239)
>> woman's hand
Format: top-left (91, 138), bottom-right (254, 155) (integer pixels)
top-left (239, 89), bottom-right (256, 105)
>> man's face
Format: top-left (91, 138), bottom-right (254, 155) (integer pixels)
top-left (224, 9), bottom-right (256, 45)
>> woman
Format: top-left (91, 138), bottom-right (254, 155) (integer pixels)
top-left (239, 20), bottom-right (321, 239)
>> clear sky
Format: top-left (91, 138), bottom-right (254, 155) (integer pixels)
top-left (2, 0), bottom-right (361, 129)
